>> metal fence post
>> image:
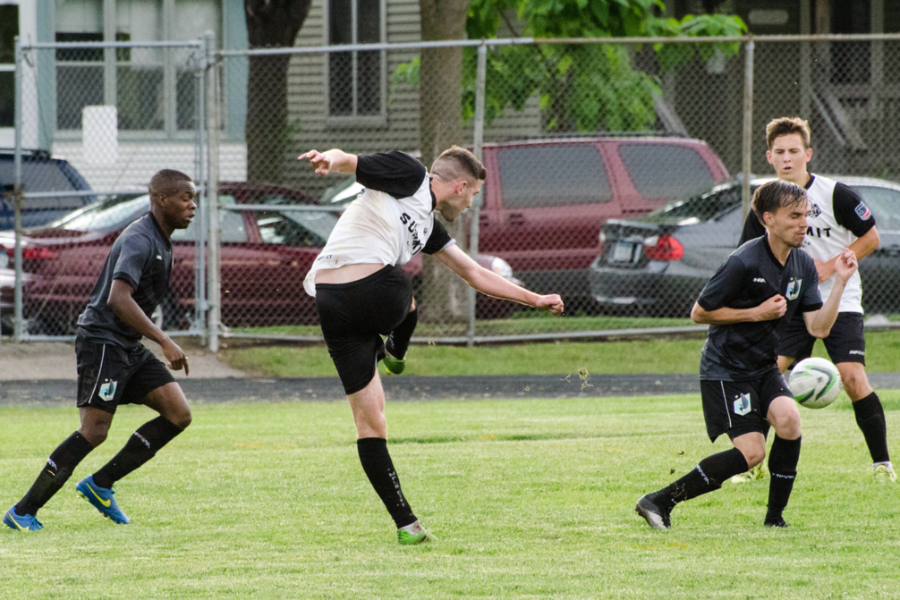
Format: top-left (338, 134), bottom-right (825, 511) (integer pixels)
top-left (206, 31), bottom-right (221, 352)
top-left (194, 41), bottom-right (208, 345)
top-left (466, 41), bottom-right (487, 348)
top-left (13, 37), bottom-right (24, 343)
top-left (741, 38), bottom-right (754, 220)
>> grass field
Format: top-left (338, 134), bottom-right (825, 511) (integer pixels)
top-left (2, 391), bottom-right (898, 599)
top-left (219, 328), bottom-right (900, 378)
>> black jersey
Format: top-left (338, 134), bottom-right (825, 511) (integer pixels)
top-left (77, 213), bottom-right (173, 349)
top-left (698, 235), bottom-right (822, 381)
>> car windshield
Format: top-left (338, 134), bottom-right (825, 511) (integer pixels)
top-left (51, 194), bottom-right (150, 232)
top-left (649, 183), bottom-right (743, 221)
top-left (282, 210), bottom-right (340, 242)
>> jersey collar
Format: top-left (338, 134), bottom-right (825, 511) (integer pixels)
top-left (148, 212), bottom-right (173, 250)
top-left (762, 234), bottom-right (788, 270)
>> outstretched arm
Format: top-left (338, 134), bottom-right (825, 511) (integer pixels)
top-left (298, 149), bottom-right (358, 176)
top-left (432, 244), bottom-right (564, 314)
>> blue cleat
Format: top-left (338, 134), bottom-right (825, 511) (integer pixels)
top-left (3, 505), bottom-right (43, 531)
top-left (75, 475), bottom-right (130, 524)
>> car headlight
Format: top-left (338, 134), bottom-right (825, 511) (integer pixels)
top-left (490, 256), bottom-right (513, 279)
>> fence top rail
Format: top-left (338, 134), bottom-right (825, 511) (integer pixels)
top-left (217, 32), bottom-right (900, 57)
top-left (23, 40), bottom-right (204, 50)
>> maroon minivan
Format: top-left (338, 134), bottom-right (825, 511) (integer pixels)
top-left (473, 136), bottom-right (730, 310)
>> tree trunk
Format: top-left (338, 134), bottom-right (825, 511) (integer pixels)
top-left (418, 0), bottom-right (471, 325)
top-left (244, 0), bottom-right (312, 183)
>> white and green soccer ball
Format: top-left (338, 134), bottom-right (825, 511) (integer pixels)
top-left (789, 357), bottom-right (843, 409)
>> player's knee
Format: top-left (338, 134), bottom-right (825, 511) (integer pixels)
top-left (743, 446), bottom-right (766, 467)
top-left (80, 425), bottom-right (109, 446)
top-left (171, 409), bottom-right (192, 430)
top-left (840, 369), bottom-right (870, 400)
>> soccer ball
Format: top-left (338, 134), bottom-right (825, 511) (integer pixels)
top-left (789, 357), bottom-right (843, 409)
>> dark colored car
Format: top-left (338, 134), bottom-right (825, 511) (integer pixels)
top-left (0, 150), bottom-right (97, 230)
top-left (589, 176), bottom-right (900, 317)
top-left (1, 183), bottom-right (520, 334)
top-left (469, 136), bottom-right (730, 310)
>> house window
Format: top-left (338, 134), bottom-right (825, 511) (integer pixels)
top-left (0, 4), bottom-right (19, 128)
top-left (53, 0), bottom-right (218, 136)
top-left (327, 0), bottom-right (385, 120)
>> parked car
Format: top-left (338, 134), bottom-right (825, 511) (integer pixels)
top-left (0, 150), bottom-right (97, 230)
top-left (589, 176), bottom-right (900, 317)
top-left (467, 136), bottom-right (730, 311)
top-left (0, 182), bottom-right (520, 334)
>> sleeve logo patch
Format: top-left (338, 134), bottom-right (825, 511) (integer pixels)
top-left (855, 203), bottom-right (871, 220)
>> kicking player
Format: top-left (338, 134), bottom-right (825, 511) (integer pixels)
top-left (733, 117), bottom-right (894, 483)
top-left (4, 170), bottom-right (196, 531)
top-left (635, 181), bottom-right (858, 529)
top-left (299, 146), bottom-right (564, 544)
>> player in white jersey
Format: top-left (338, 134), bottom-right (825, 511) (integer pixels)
top-left (299, 146), bottom-right (565, 544)
top-left (735, 117), bottom-right (894, 483)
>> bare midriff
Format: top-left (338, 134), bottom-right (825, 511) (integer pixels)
top-left (315, 263), bottom-right (386, 285)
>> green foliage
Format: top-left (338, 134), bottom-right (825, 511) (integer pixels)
top-left (457, 0), bottom-right (748, 132)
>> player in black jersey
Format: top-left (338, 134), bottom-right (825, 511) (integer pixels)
top-left (4, 170), bottom-right (196, 532)
top-left (735, 117), bottom-right (893, 483)
top-left (635, 180), bottom-right (858, 529)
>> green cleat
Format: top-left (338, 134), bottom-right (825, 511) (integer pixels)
top-left (873, 464), bottom-right (897, 483)
top-left (397, 521), bottom-right (435, 545)
top-left (731, 463), bottom-right (767, 484)
top-left (383, 350), bottom-right (406, 375)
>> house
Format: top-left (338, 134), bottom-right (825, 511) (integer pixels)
top-left (671, 0), bottom-right (900, 177)
top-left (0, 0), bottom-right (248, 191)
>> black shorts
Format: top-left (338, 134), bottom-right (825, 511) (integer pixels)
top-left (700, 369), bottom-right (792, 442)
top-left (76, 333), bottom-right (176, 414)
top-left (777, 312), bottom-right (866, 366)
top-left (316, 265), bottom-right (414, 395)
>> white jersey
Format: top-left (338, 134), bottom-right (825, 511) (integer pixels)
top-left (802, 175), bottom-right (874, 313)
top-left (303, 152), bottom-right (454, 297)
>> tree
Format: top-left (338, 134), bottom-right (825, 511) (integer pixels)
top-left (463, 0), bottom-right (746, 133)
top-left (417, 0), bottom-right (476, 324)
top-left (244, 0), bottom-right (312, 184)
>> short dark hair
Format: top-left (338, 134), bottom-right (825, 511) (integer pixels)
top-left (431, 146), bottom-right (487, 183)
top-left (766, 117), bottom-right (811, 150)
top-left (149, 169), bottom-right (193, 200)
top-left (752, 180), bottom-right (807, 221)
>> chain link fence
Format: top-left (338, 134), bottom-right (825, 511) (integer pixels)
top-left (2, 38), bottom-right (208, 341)
top-left (6, 35), bottom-right (900, 346)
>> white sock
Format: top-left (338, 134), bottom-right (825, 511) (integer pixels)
top-left (400, 521), bottom-right (422, 534)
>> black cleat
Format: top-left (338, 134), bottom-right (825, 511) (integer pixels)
top-left (764, 516), bottom-right (789, 528)
top-left (635, 493), bottom-right (671, 530)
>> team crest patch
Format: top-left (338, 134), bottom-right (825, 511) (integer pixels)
top-left (734, 393), bottom-right (752, 416)
top-left (855, 203), bottom-right (871, 220)
top-left (808, 203), bottom-right (822, 218)
top-left (786, 278), bottom-right (802, 301)
top-left (98, 380), bottom-right (118, 402)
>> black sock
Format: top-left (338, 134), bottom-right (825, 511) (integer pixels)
top-left (16, 431), bottom-right (94, 516)
top-left (852, 392), bottom-right (890, 464)
top-left (766, 436), bottom-right (801, 522)
top-left (356, 438), bottom-right (416, 528)
top-left (657, 448), bottom-right (748, 507)
top-left (91, 417), bottom-right (184, 489)
top-left (385, 309), bottom-right (417, 359)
